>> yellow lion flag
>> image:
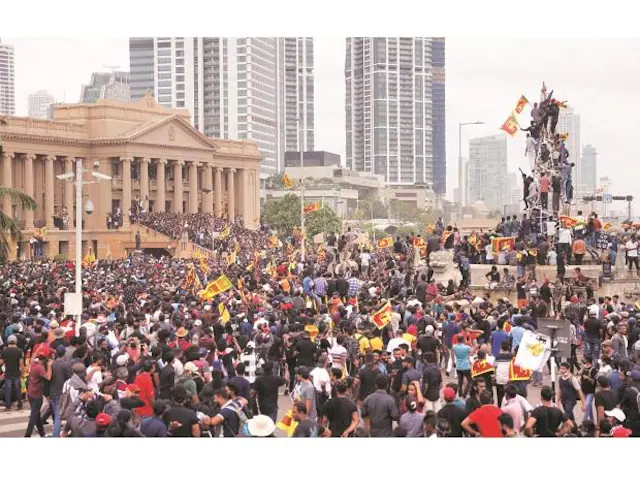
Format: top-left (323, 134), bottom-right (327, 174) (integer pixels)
top-left (283, 173), bottom-right (295, 189)
top-left (218, 302), bottom-right (231, 324)
top-left (198, 275), bottom-right (233, 300)
top-left (276, 409), bottom-right (298, 437)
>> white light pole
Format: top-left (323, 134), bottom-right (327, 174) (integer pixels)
top-left (57, 159), bottom-right (111, 335)
top-left (298, 118), bottom-right (306, 262)
top-left (458, 121), bottom-right (484, 208)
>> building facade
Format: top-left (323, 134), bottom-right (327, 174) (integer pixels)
top-left (431, 38), bottom-right (446, 196)
top-left (28, 90), bottom-right (55, 119)
top-left (80, 71), bottom-right (130, 103)
top-left (0, 39), bottom-right (15, 116)
top-left (284, 150), bottom-right (340, 168)
top-left (345, 37), bottom-right (435, 187)
top-left (0, 94), bottom-right (262, 259)
top-left (467, 134), bottom-right (508, 211)
top-left (579, 144), bottom-right (597, 195)
top-left (129, 37), bottom-right (314, 177)
top-left (557, 106), bottom-right (581, 189)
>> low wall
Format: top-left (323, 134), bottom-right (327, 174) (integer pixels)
top-left (469, 264), bottom-right (602, 286)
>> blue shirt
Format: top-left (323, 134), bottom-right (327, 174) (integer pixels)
top-left (442, 321), bottom-right (460, 348)
top-left (452, 343), bottom-right (472, 371)
top-left (510, 326), bottom-right (525, 351)
top-left (490, 329), bottom-right (509, 357)
top-left (303, 276), bottom-right (313, 295)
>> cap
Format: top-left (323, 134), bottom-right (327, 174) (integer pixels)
top-left (407, 400), bottom-right (418, 412)
top-left (49, 320), bottom-right (60, 329)
top-left (95, 413), bottom-right (112, 427)
top-left (184, 361), bottom-right (198, 374)
top-left (175, 327), bottom-right (188, 338)
top-left (116, 353), bottom-right (130, 367)
top-left (296, 366), bottom-right (310, 378)
top-left (7, 335), bottom-right (17, 344)
top-left (588, 305), bottom-right (599, 316)
top-left (425, 325), bottom-right (434, 336)
top-left (605, 408), bottom-right (626, 423)
top-left (443, 387), bottom-right (456, 401)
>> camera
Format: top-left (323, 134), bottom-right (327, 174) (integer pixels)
top-left (85, 199), bottom-right (95, 215)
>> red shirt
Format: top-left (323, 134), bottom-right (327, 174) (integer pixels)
top-left (27, 362), bottom-right (47, 399)
top-left (468, 405), bottom-right (503, 437)
top-left (133, 372), bottom-right (155, 417)
top-left (539, 176), bottom-right (551, 193)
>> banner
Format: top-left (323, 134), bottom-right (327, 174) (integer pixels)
top-left (283, 173), bottom-right (295, 189)
top-left (491, 236), bottom-right (516, 254)
top-left (470, 355), bottom-right (496, 378)
top-left (514, 95), bottom-right (529, 114)
top-left (303, 202), bottom-right (321, 215)
top-left (198, 274), bottom-right (233, 300)
top-left (559, 215), bottom-right (578, 228)
top-left (603, 222), bottom-right (612, 231)
top-left (514, 330), bottom-right (551, 372)
top-left (376, 237), bottom-right (393, 249)
top-left (218, 226), bottom-right (231, 240)
top-left (509, 358), bottom-right (532, 382)
top-left (371, 301), bottom-right (392, 329)
top-left (500, 113), bottom-right (519, 136)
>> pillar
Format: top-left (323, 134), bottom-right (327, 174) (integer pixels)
top-left (227, 168), bottom-right (236, 222)
top-left (121, 156), bottom-right (132, 228)
top-left (236, 168), bottom-right (245, 220)
top-left (98, 158), bottom-right (112, 226)
top-left (64, 157), bottom-right (75, 226)
top-left (140, 158), bottom-right (150, 211)
top-left (2, 152), bottom-right (13, 214)
top-left (203, 164), bottom-right (213, 213)
top-left (214, 167), bottom-right (223, 217)
top-left (156, 159), bottom-right (166, 212)
top-left (173, 160), bottom-right (184, 213)
top-left (189, 161), bottom-right (200, 213)
top-left (23, 154), bottom-right (35, 228)
top-left (45, 155), bottom-right (56, 227)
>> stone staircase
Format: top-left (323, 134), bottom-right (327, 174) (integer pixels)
top-left (127, 223), bottom-right (214, 258)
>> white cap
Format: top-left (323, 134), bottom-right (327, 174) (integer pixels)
top-left (605, 408), bottom-right (626, 423)
top-left (588, 305), bottom-right (599, 316)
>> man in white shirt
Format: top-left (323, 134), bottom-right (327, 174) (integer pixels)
top-left (558, 225), bottom-right (573, 262)
top-left (360, 251), bottom-right (371, 278)
top-left (625, 235), bottom-right (639, 276)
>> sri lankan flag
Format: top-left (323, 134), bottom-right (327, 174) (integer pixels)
top-left (277, 409), bottom-right (299, 437)
top-left (470, 357), bottom-right (495, 378)
top-left (491, 236), bottom-right (516, 254)
top-left (413, 236), bottom-right (426, 248)
top-left (198, 274), bottom-right (233, 300)
top-left (603, 222), bottom-right (612, 231)
top-left (303, 202), bottom-right (321, 215)
top-left (218, 302), bottom-right (231, 324)
top-left (234, 239), bottom-right (241, 254)
top-left (514, 95), bottom-right (529, 114)
top-left (82, 252), bottom-right (96, 268)
top-left (317, 244), bottom-right (326, 261)
top-left (218, 226), bottom-right (231, 240)
top-left (503, 321), bottom-right (512, 333)
top-left (305, 324), bottom-right (319, 342)
top-left (226, 252), bottom-right (237, 266)
top-left (500, 113), bottom-right (519, 136)
top-left (559, 215), bottom-right (578, 228)
top-left (268, 236), bottom-right (281, 248)
top-left (376, 237), bottom-right (393, 249)
top-left (509, 358), bottom-right (532, 381)
top-left (199, 257), bottom-right (211, 275)
top-left (371, 301), bottom-right (392, 330)
top-left (283, 173), bottom-right (295, 189)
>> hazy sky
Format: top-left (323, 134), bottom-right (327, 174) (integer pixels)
top-left (6, 37), bottom-right (640, 201)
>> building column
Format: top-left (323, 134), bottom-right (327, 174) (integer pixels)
top-left (45, 155), bottom-right (56, 227)
top-left (227, 168), bottom-right (236, 222)
top-left (203, 164), bottom-right (213, 213)
top-left (156, 159), bottom-right (166, 212)
top-left (236, 168), bottom-right (245, 221)
top-left (189, 161), bottom-right (200, 213)
top-left (173, 160), bottom-right (184, 213)
top-left (23, 154), bottom-right (36, 228)
top-left (98, 158), bottom-right (112, 227)
top-left (64, 157), bottom-right (75, 226)
top-left (140, 158), bottom-right (150, 211)
top-left (214, 167), bottom-right (223, 217)
top-left (2, 152), bottom-right (14, 214)
top-left (121, 156), bottom-right (132, 228)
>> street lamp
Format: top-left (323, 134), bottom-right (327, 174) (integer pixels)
top-left (298, 118), bottom-right (306, 262)
top-left (57, 159), bottom-right (112, 335)
top-left (458, 121), bottom-right (484, 207)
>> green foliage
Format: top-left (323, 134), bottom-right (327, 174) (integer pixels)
top-left (305, 206), bottom-right (342, 238)
top-left (355, 199), bottom-right (388, 220)
top-left (0, 187), bottom-right (37, 261)
top-left (261, 194), bottom-right (342, 238)
top-left (53, 254), bottom-right (68, 262)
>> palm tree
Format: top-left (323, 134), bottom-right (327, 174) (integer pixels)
top-left (0, 187), bottom-right (37, 260)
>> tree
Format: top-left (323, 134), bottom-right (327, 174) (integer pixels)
top-left (355, 199), bottom-right (388, 220)
top-left (261, 193), bottom-right (341, 238)
top-left (0, 187), bottom-right (37, 260)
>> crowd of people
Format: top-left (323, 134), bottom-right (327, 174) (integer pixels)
top-left (0, 211), bottom-right (639, 438)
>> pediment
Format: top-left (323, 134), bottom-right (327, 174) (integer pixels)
top-left (126, 115), bottom-right (218, 151)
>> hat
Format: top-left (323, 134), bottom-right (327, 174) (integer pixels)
top-left (54, 328), bottom-right (65, 339)
top-left (425, 325), bottom-right (434, 336)
top-left (126, 383), bottom-right (141, 394)
top-left (116, 353), bottom-right (130, 367)
top-left (175, 327), bottom-right (188, 338)
top-left (588, 305), bottom-right (599, 316)
top-left (96, 413), bottom-right (112, 427)
top-left (7, 335), bottom-right (17, 344)
top-left (605, 408), bottom-right (626, 423)
top-left (296, 366), bottom-right (310, 378)
top-left (246, 415), bottom-right (276, 437)
top-left (49, 320), bottom-right (60, 329)
top-left (443, 387), bottom-right (456, 401)
top-left (184, 361), bottom-right (198, 374)
top-left (407, 400), bottom-right (418, 412)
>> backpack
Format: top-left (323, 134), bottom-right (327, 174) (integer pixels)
top-left (628, 386), bottom-right (640, 414)
top-left (59, 380), bottom-right (74, 421)
top-left (222, 399), bottom-right (253, 437)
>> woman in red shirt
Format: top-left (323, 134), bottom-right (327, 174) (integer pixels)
top-left (133, 360), bottom-right (156, 418)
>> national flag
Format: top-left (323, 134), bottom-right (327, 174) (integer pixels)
top-left (425, 224), bottom-right (435, 234)
top-left (305, 324), bottom-right (319, 342)
top-left (226, 252), bottom-right (237, 266)
top-left (500, 113), bottom-right (519, 136)
top-left (503, 321), bottom-right (512, 333)
top-left (303, 202), bottom-right (321, 215)
top-left (234, 239), bottom-right (241, 254)
top-left (509, 358), bottom-right (532, 381)
top-left (552, 99), bottom-right (568, 109)
top-left (237, 278), bottom-right (244, 290)
top-left (268, 236), bottom-right (281, 248)
top-left (266, 262), bottom-right (278, 279)
top-left (419, 245), bottom-right (427, 257)
top-left (413, 236), bottom-right (426, 248)
top-left (283, 173), bottom-right (295, 189)
top-left (276, 409), bottom-right (298, 437)
top-left (317, 244), bottom-right (326, 261)
top-left (442, 230), bottom-right (453, 245)
top-left (218, 302), bottom-right (231, 324)
top-left (105, 243), bottom-right (112, 259)
top-left (603, 222), bottom-right (612, 231)
top-left (541, 81), bottom-right (547, 101)
top-left (514, 95), bottom-right (529, 114)
top-left (82, 252), bottom-right (96, 268)
top-left (491, 236), bottom-right (516, 254)
top-left (199, 257), bottom-right (211, 275)
top-left (218, 226), bottom-right (231, 240)
top-left (371, 301), bottom-right (392, 330)
top-left (376, 237), bottom-right (393, 249)
top-left (470, 356), bottom-right (496, 378)
top-left (559, 215), bottom-right (578, 228)
top-left (198, 274), bottom-right (233, 300)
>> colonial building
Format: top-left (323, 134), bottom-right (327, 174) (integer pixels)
top-left (0, 93), bottom-right (262, 259)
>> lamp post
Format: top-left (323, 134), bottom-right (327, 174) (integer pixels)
top-left (57, 159), bottom-right (112, 335)
top-left (458, 121), bottom-right (484, 208)
top-left (298, 118), bottom-right (306, 262)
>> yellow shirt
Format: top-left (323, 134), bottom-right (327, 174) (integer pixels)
top-left (402, 333), bottom-right (417, 347)
top-left (355, 334), bottom-right (371, 353)
top-left (369, 337), bottom-right (384, 352)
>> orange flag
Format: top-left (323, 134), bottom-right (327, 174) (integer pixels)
top-left (514, 95), bottom-right (529, 114)
top-left (376, 237), bottom-right (393, 249)
top-left (303, 202), bottom-right (321, 215)
top-left (371, 301), bottom-right (392, 330)
top-left (500, 113), bottom-right (519, 136)
top-left (491, 236), bottom-right (516, 254)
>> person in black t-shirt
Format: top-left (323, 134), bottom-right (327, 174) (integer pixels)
top-left (525, 386), bottom-right (572, 437)
top-left (321, 380), bottom-right (359, 437)
top-left (594, 376), bottom-right (618, 424)
top-left (294, 333), bottom-right (317, 367)
top-left (355, 353), bottom-right (382, 403)
top-left (579, 356), bottom-right (598, 423)
top-left (292, 401), bottom-right (331, 437)
top-left (164, 385), bottom-right (200, 437)
top-left (422, 352), bottom-right (443, 409)
top-left (252, 361), bottom-right (286, 422)
top-left (0, 336), bottom-right (24, 411)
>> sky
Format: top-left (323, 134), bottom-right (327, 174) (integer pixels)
top-left (5, 37), bottom-right (640, 202)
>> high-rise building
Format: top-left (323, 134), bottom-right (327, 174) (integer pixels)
top-left (27, 90), bottom-right (55, 119)
top-left (80, 71), bottom-right (130, 103)
top-left (556, 106), bottom-right (581, 188)
top-left (129, 37), bottom-right (314, 177)
top-left (431, 38), bottom-right (446, 195)
top-left (0, 38), bottom-right (15, 116)
top-left (467, 134), bottom-right (508, 211)
top-left (579, 144), bottom-right (597, 194)
top-left (345, 37), bottom-right (434, 187)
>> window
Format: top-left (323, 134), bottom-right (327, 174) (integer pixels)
top-left (176, 75), bottom-right (184, 82)
top-left (158, 56), bottom-right (171, 64)
top-left (158, 80), bottom-right (172, 88)
top-left (158, 65), bottom-right (171, 72)
top-left (176, 67), bottom-right (184, 74)
top-left (176, 92), bottom-right (184, 99)
top-left (176, 59), bottom-right (184, 66)
top-left (158, 88), bottom-right (172, 95)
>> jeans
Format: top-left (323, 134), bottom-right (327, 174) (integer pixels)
top-left (540, 192), bottom-right (549, 209)
top-left (266, 409), bottom-right (278, 423)
top-left (456, 370), bottom-right (472, 398)
top-left (3, 377), bottom-right (22, 409)
top-left (50, 396), bottom-right (62, 438)
top-left (25, 397), bottom-right (46, 437)
top-left (562, 400), bottom-right (576, 422)
top-left (532, 370), bottom-right (543, 386)
top-left (584, 338), bottom-right (600, 362)
top-left (584, 393), bottom-right (595, 423)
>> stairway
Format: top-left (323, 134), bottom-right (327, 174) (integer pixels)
top-left (127, 223), bottom-right (214, 258)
